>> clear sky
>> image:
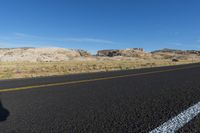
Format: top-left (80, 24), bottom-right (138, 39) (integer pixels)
top-left (0, 0), bottom-right (200, 53)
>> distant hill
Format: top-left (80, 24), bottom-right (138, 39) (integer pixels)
top-left (0, 47), bottom-right (200, 62)
top-left (151, 48), bottom-right (200, 60)
top-left (0, 48), bottom-right (91, 62)
top-left (151, 48), bottom-right (200, 55)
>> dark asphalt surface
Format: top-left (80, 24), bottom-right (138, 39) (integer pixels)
top-left (0, 63), bottom-right (200, 133)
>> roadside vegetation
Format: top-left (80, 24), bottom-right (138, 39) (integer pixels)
top-left (0, 59), bottom-right (199, 80)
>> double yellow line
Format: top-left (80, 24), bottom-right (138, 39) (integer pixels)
top-left (0, 65), bottom-right (199, 93)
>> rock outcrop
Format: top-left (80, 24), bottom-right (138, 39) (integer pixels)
top-left (97, 50), bottom-right (121, 57)
top-left (0, 47), bottom-right (199, 62)
top-left (97, 48), bottom-right (150, 58)
top-left (120, 48), bottom-right (150, 58)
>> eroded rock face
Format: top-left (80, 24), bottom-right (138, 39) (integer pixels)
top-left (97, 50), bottom-right (121, 57)
top-left (0, 48), bottom-right (91, 62)
top-left (120, 48), bottom-right (150, 58)
top-left (97, 48), bottom-right (150, 58)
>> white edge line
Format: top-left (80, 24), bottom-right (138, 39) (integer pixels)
top-left (150, 101), bottom-right (200, 133)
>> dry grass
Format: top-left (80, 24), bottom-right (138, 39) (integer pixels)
top-left (0, 59), bottom-right (199, 80)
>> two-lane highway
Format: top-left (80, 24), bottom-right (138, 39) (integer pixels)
top-left (0, 63), bottom-right (200, 132)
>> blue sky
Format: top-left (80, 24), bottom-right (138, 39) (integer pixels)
top-left (0, 0), bottom-right (200, 53)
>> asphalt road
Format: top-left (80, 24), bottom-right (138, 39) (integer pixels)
top-left (0, 63), bottom-right (200, 133)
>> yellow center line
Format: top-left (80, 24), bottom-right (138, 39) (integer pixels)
top-left (0, 65), bottom-right (200, 93)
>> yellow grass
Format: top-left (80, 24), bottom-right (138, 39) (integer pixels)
top-left (0, 59), bottom-right (199, 80)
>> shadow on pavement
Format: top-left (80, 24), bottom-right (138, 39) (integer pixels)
top-left (0, 94), bottom-right (10, 122)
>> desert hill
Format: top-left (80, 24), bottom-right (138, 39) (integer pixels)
top-left (0, 47), bottom-right (200, 62)
top-left (0, 48), bottom-right (91, 62)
